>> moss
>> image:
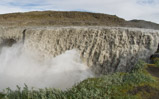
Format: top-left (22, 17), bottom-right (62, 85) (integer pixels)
top-left (147, 64), bottom-right (156, 67)
top-left (0, 93), bottom-right (5, 99)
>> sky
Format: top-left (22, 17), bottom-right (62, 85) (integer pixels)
top-left (0, 0), bottom-right (159, 23)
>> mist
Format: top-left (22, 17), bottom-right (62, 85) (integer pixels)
top-left (0, 42), bottom-right (93, 91)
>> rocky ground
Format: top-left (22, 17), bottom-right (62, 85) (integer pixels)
top-left (0, 11), bottom-right (158, 30)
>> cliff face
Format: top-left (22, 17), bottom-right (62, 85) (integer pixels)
top-left (0, 26), bottom-right (159, 75)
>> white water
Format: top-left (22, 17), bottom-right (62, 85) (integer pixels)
top-left (0, 43), bottom-right (93, 91)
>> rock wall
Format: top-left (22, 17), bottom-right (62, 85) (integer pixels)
top-left (0, 26), bottom-right (159, 75)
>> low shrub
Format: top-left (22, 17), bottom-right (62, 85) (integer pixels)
top-left (1, 60), bottom-right (158, 99)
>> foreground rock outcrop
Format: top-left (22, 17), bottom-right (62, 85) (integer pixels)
top-left (0, 26), bottom-right (158, 75)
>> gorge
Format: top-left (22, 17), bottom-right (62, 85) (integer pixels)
top-left (0, 12), bottom-right (159, 98)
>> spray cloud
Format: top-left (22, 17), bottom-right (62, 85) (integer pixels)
top-left (0, 42), bottom-right (93, 91)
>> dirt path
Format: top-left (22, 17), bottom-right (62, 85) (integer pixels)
top-left (129, 65), bottom-right (159, 99)
top-left (147, 66), bottom-right (159, 79)
top-left (146, 66), bottom-right (159, 99)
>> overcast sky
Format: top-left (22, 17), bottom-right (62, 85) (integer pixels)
top-left (0, 0), bottom-right (159, 23)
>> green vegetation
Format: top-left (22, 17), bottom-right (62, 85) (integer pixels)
top-left (0, 60), bottom-right (159, 99)
top-left (0, 93), bottom-right (5, 99)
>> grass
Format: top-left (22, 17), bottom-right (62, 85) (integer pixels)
top-left (1, 60), bottom-right (159, 99)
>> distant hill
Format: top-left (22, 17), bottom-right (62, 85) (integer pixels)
top-left (127, 20), bottom-right (159, 30)
top-left (0, 11), bottom-right (158, 30)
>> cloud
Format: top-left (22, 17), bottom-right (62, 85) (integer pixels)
top-left (0, 0), bottom-right (159, 24)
